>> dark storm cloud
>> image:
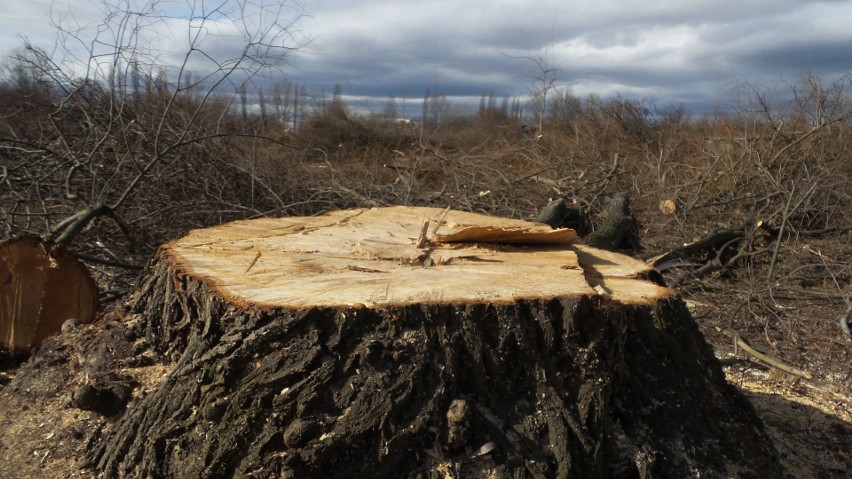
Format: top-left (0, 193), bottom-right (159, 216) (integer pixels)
top-left (286, 0), bottom-right (851, 112)
top-left (3, 0), bottom-right (851, 113)
top-left (734, 38), bottom-right (852, 75)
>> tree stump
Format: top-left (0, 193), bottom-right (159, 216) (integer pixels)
top-left (89, 206), bottom-right (783, 478)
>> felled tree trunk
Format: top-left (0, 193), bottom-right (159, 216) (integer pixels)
top-left (89, 206), bottom-right (783, 478)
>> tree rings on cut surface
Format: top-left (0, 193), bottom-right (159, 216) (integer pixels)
top-left (0, 236), bottom-right (98, 350)
top-left (164, 206), bottom-right (670, 309)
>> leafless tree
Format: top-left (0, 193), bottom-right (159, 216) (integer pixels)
top-left (508, 39), bottom-right (562, 134)
top-left (1, 0), bottom-right (308, 249)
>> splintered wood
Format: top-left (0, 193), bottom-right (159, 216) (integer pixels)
top-left (164, 206), bottom-right (670, 309)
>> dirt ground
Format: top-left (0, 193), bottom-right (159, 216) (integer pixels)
top-left (708, 304), bottom-right (851, 478)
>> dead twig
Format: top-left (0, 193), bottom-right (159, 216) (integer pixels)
top-left (75, 253), bottom-right (143, 271)
top-left (49, 203), bottom-right (109, 245)
top-left (430, 206), bottom-right (451, 237)
top-left (415, 220), bottom-right (431, 249)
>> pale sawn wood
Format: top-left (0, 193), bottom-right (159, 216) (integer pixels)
top-left (163, 206), bottom-right (670, 309)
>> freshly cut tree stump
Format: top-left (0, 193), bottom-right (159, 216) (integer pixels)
top-left (90, 206), bottom-right (783, 478)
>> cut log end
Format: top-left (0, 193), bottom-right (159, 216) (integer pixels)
top-left (164, 206), bottom-right (669, 309)
top-left (0, 236), bottom-right (98, 351)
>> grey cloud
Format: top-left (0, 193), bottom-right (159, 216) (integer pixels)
top-left (4, 0), bottom-right (851, 114)
top-left (733, 38), bottom-right (852, 75)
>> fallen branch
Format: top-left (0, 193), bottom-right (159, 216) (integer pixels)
top-left (725, 329), bottom-right (813, 380)
top-left (645, 226), bottom-right (747, 266)
top-left (647, 221), bottom-right (778, 285)
top-left (74, 253), bottom-right (143, 271)
top-left (670, 240), bottom-right (771, 286)
top-left (47, 203), bottom-right (132, 248)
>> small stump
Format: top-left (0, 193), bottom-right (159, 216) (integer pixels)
top-left (90, 206), bottom-right (783, 478)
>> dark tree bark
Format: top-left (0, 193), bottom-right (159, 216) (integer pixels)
top-left (538, 193), bottom-right (639, 252)
top-left (537, 197), bottom-right (587, 233)
top-left (583, 192), bottom-right (639, 251)
top-left (87, 207), bottom-right (784, 478)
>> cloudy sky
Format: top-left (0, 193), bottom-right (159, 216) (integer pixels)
top-left (2, 0), bottom-right (851, 114)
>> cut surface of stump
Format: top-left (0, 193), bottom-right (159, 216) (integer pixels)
top-left (0, 236), bottom-right (98, 350)
top-left (166, 206), bottom-right (666, 307)
top-left (90, 207), bottom-right (784, 478)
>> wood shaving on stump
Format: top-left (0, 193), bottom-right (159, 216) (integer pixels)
top-left (87, 206), bottom-right (785, 478)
